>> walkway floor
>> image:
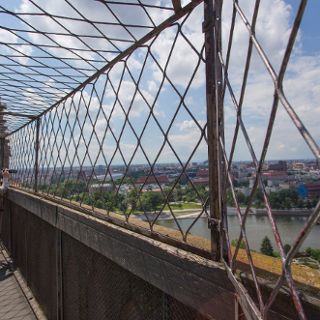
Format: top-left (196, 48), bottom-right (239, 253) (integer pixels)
top-left (0, 248), bottom-right (36, 320)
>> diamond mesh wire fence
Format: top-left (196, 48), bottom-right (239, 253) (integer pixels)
top-left (219, 1), bottom-right (320, 319)
top-left (1, 0), bottom-right (320, 319)
top-left (8, 0), bottom-right (211, 250)
top-left (62, 232), bottom-right (209, 320)
top-left (9, 120), bottom-right (37, 190)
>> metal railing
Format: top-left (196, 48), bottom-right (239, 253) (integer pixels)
top-left (2, 1), bottom-right (320, 319)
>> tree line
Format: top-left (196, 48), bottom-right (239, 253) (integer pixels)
top-left (227, 188), bottom-right (317, 209)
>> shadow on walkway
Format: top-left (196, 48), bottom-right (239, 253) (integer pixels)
top-left (0, 261), bottom-right (15, 281)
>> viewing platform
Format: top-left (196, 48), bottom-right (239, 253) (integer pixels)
top-left (0, 244), bottom-right (38, 320)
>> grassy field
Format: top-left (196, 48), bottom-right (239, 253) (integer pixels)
top-left (163, 202), bottom-right (202, 210)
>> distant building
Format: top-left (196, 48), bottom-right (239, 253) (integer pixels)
top-left (296, 182), bottom-right (320, 199)
top-left (296, 183), bottom-right (308, 199)
top-left (279, 183), bottom-right (290, 190)
top-left (135, 175), bottom-right (169, 185)
top-left (95, 173), bottom-right (124, 182)
top-left (95, 165), bottom-right (106, 175)
top-left (268, 161), bottom-right (287, 171)
top-left (191, 177), bottom-right (209, 186)
top-left (196, 169), bottom-right (209, 178)
top-left (262, 171), bottom-right (288, 182)
top-left (304, 182), bottom-right (320, 199)
top-left (89, 183), bottom-right (113, 194)
top-left (293, 162), bottom-right (306, 171)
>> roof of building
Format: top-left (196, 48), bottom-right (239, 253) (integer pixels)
top-left (136, 175), bottom-right (169, 185)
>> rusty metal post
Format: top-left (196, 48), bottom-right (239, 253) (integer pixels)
top-left (203, 0), bottom-right (225, 261)
top-left (34, 118), bottom-right (40, 192)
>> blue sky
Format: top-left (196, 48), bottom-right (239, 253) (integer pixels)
top-left (2, 0), bottom-right (320, 168)
top-left (288, 0), bottom-right (320, 53)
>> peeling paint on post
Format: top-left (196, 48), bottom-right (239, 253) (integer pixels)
top-left (203, 0), bottom-right (225, 262)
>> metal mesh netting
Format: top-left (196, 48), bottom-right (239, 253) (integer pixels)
top-left (0, 0), bottom-right (192, 132)
top-left (62, 232), bottom-right (208, 320)
top-left (218, 1), bottom-right (320, 319)
top-left (5, 201), bottom-right (58, 319)
top-left (9, 120), bottom-right (37, 190)
top-left (2, 0), bottom-right (320, 319)
top-left (9, 1), bottom-right (211, 247)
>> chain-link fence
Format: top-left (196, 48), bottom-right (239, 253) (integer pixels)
top-left (1, 1), bottom-right (319, 319)
top-left (6, 0), bottom-right (212, 251)
top-left (219, 1), bottom-right (320, 319)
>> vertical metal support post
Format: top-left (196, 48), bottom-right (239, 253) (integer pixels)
top-left (203, 0), bottom-right (225, 261)
top-left (34, 118), bottom-right (40, 192)
top-left (0, 138), bottom-right (4, 239)
top-left (235, 294), bottom-right (245, 320)
top-left (0, 137), bottom-right (5, 170)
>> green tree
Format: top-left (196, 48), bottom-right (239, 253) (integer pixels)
top-left (306, 247), bottom-right (320, 262)
top-left (119, 200), bottom-right (127, 212)
top-left (163, 186), bottom-right (174, 203)
top-left (127, 188), bottom-right (139, 210)
top-left (140, 192), bottom-right (163, 212)
top-left (236, 191), bottom-right (247, 205)
top-left (184, 185), bottom-right (197, 202)
top-left (254, 190), bottom-right (264, 208)
top-left (226, 190), bottom-right (233, 206)
top-left (174, 184), bottom-right (183, 201)
top-left (53, 180), bottom-right (87, 198)
top-left (269, 189), bottom-right (300, 209)
top-left (231, 239), bottom-right (245, 249)
top-left (260, 236), bottom-right (274, 257)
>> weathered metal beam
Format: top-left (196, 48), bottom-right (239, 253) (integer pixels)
top-left (0, 111), bottom-right (36, 119)
top-left (0, 138), bottom-right (4, 170)
top-left (172, 0), bottom-right (182, 12)
top-left (203, 0), bottom-right (225, 261)
top-left (34, 118), bottom-right (40, 192)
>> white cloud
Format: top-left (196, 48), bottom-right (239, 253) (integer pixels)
top-left (16, 0), bottom-right (160, 66)
top-left (176, 119), bottom-right (205, 131)
top-left (221, 0), bottom-right (320, 161)
top-left (9, 0), bottom-right (320, 165)
top-left (0, 29), bottom-right (17, 43)
top-left (149, 5), bottom-right (205, 90)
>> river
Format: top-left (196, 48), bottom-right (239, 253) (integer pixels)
top-left (157, 215), bottom-right (320, 251)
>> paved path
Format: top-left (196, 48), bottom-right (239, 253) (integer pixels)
top-left (0, 248), bottom-right (36, 320)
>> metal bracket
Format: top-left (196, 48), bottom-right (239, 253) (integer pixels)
top-left (208, 217), bottom-right (221, 232)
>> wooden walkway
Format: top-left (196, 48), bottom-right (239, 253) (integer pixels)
top-left (0, 247), bottom-right (37, 320)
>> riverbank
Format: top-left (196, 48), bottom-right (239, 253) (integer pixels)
top-left (255, 208), bottom-right (312, 216)
top-left (137, 206), bottom-right (313, 221)
top-left (227, 207), bottom-right (313, 216)
top-left (137, 209), bottom-right (203, 221)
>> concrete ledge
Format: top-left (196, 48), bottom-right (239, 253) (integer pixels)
top-left (7, 189), bottom-right (235, 319)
